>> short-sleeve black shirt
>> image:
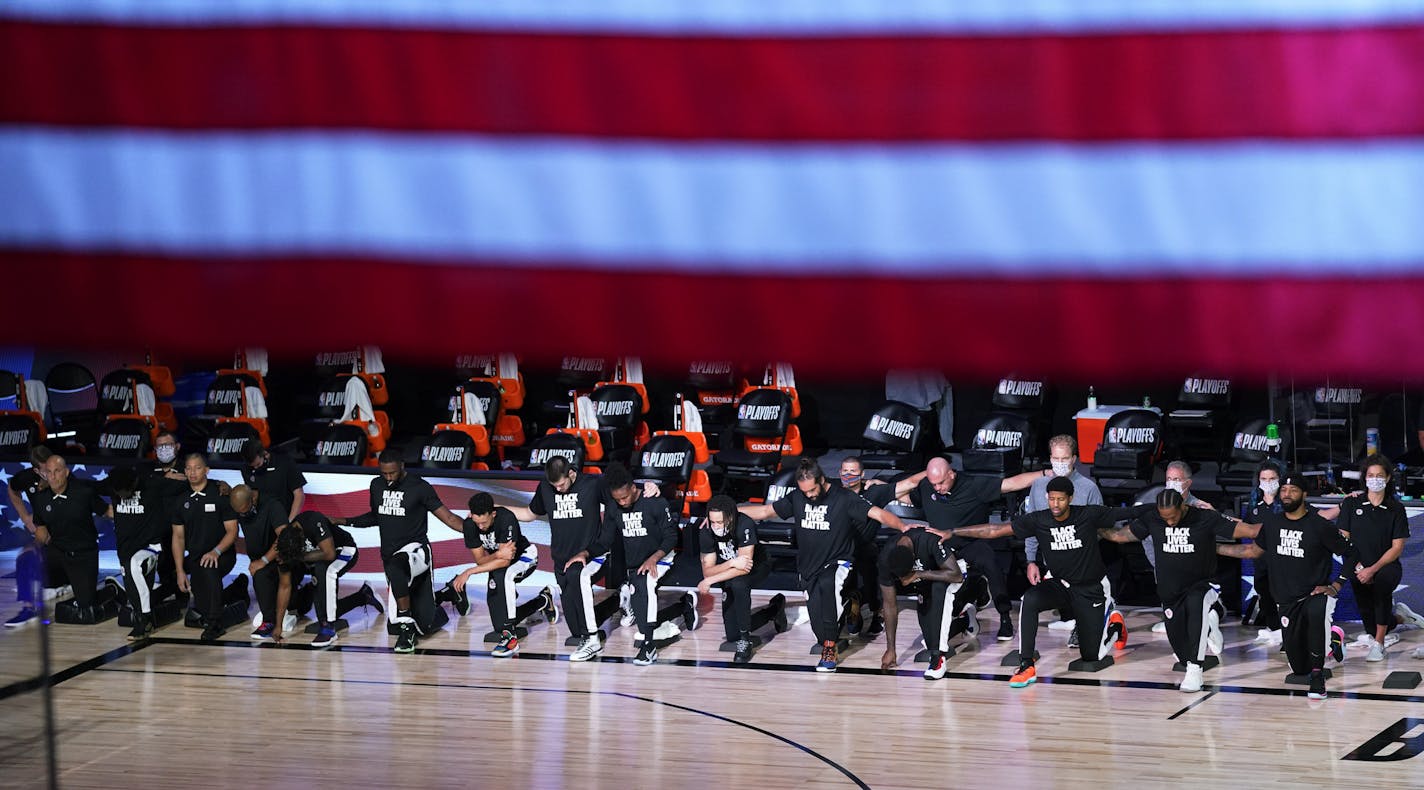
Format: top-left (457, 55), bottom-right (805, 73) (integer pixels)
top-left (462, 507), bottom-right (531, 556)
top-left (876, 527), bottom-right (952, 589)
top-left (237, 497), bottom-right (288, 560)
top-left (355, 473), bottom-right (445, 559)
top-left (241, 455), bottom-right (307, 519)
top-left (1010, 505), bottom-right (1134, 585)
top-left (1253, 509), bottom-right (1354, 603)
top-left (699, 513), bottom-right (767, 567)
top-left (608, 494), bottom-right (678, 567)
top-left (529, 473), bottom-right (611, 564)
top-left (772, 484), bottom-right (870, 579)
top-left (112, 482), bottom-right (168, 558)
top-left (1127, 506), bottom-right (1239, 601)
top-left (173, 480), bottom-right (237, 556)
top-left (1335, 497), bottom-right (1409, 568)
top-left (32, 480), bottom-right (108, 554)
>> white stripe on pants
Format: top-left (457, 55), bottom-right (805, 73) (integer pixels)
top-left (1195, 585), bottom-right (1221, 662)
top-left (127, 544), bottom-right (160, 613)
top-left (578, 555), bottom-right (606, 632)
top-left (322, 546), bottom-right (357, 622)
top-left (641, 554), bottom-right (675, 625)
top-left (936, 581), bottom-right (964, 653)
top-left (1096, 577), bottom-right (1117, 660)
top-left (490, 545), bottom-right (540, 618)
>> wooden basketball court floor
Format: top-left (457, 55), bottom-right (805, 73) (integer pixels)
top-left (4, 577), bottom-right (1424, 789)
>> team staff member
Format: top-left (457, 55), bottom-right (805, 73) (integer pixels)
top-left (1098, 490), bottom-right (1259, 692)
top-left (437, 493), bottom-right (556, 658)
top-left (909, 457), bottom-right (1047, 642)
top-left (272, 510), bottom-right (381, 648)
top-left (1217, 471), bottom-right (1359, 700)
top-left (144, 431), bottom-right (188, 602)
top-left (878, 527), bottom-right (984, 680)
top-left (1337, 456), bottom-right (1411, 662)
top-left (1243, 460), bottom-right (1285, 644)
top-left (698, 495), bottom-right (788, 664)
top-left (171, 453), bottom-right (245, 642)
top-left (4, 446), bottom-right (52, 629)
top-left (506, 456), bottom-right (643, 662)
top-left (334, 449), bottom-right (466, 654)
top-left (229, 485), bottom-right (290, 641)
top-left (241, 440), bottom-right (308, 522)
top-left (107, 466), bottom-right (170, 640)
top-left (740, 458), bottom-right (907, 673)
top-left (31, 455), bottom-right (124, 623)
top-left (603, 464), bottom-right (691, 666)
top-left (838, 456), bottom-right (924, 636)
top-left (948, 477), bottom-right (1134, 689)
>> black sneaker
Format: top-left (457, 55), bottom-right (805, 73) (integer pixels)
top-left (1329, 626), bottom-right (1345, 664)
top-left (866, 611), bottom-right (885, 637)
top-left (1307, 669), bottom-right (1327, 700)
top-left (360, 582), bottom-right (385, 614)
top-left (126, 614), bottom-right (153, 642)
top-left (103, 576), bottom-right (124, 600)
top-left (844, 591), bottom-right (863, 635)
top-left (394, 622), bottom-right (418, 654)
top-left (633, 640), bottom-right (658, 666)
top-left (540, 587), bottom-right (560, 624)
top-left (1067, 629), bottom-right (1080, 649)
top-left (228, 574), bottom-right (250, 604)
top-left (997, 619), bottom-right (1014, 642)
top-left (772, 594), bottom-right (790, 633)
top-left (200, 623), bottom-right (223, 642)
top-left (733, 638), bottom-right (754, 664)
top-left (682, 592), bottom-right (700, 631)
top-left (448, 582), bottom-right (470, 617)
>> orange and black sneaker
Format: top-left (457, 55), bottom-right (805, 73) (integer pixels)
top-left (1009, 662), bottom-right (1037, 688)
top-left (816, 640), bottom-right (839, 673)
top-left (1108, 611), bottom-right (1128, 650)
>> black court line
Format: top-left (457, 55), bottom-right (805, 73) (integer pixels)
top-left (0, 640), bottom-right (154, 702)
top-left (130, 636), bottom-right (1424, 704)
top-left (1167, 690), bottom-right (1218, 720)
top-left (96, 664), bottom-right (870, 790)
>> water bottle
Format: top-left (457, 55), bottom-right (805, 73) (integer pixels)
top-left (1365, 427), bottom-right (1380, 455)
top-left (1087, 386), bottom-right (1097, 411)
top-left (1265, 422), bottom-right (1281, 458)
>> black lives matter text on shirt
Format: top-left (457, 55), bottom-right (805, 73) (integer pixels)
top-left (462, 507), bottom-right (532, 556)
top-left (699, 513), bottom-right (768, 567)
top-left (1011, 504), bottom-right (1135, 585)
top-left (112, 483), bottom-right (168, 558)
top-left (773, 485), bottom-right (869, 579)
top-left (609, 494), bottom-right (678, 568)
top-left (352, 473), bottom-right (446, 559)
top-left (1253, 509), bottom-right (1357, 602)
top-left (1127, 505), bottom-right (1239, 601)
top-left (529, 473), bottom-right (612, 564)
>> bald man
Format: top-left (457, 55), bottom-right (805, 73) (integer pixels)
top-left (908, 456), bottom-right (1046, 641)
top-left (229, 485), bottom-right (291, 640)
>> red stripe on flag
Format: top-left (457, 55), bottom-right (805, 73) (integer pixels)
top-left (3, 248), bottom-right (1421, 382)
top-left (3, 21), bottom-right (1424, 140)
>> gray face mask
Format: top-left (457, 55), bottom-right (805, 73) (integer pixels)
top-left (155, 445), bottom-right (177, 463)
top-left (1259, 480), bottom-right (1279, 496)
top-left (1166, 480), bottom-right (1187, 494)
top-left (1365, 477), bottom-right (1389, 493)
top-left (1050, 460), bottom-right (1073, 477)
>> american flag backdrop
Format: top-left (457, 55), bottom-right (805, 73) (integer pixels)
top-left (3, 1), bottom-right (1424, 381)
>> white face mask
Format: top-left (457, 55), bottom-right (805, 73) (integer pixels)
top-left (1365, 477), bottom-right (1389, 493)
top-left (155, 445), bottom-right (176, 463)
top-left (1050, 460), bottom-right (1073, 477)
top-left (1259, 480), bottom-right (1280, 496)
top-left (1166, 480), bottom-right (1187, 494)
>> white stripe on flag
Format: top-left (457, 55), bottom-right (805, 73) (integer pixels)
top-left (4, 0), bottom-right (1424, 34)
top-left (4, 128), bottom-right (1424, 274)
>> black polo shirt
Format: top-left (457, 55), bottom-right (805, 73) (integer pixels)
top-left (1335, 497), bottom-right (1409, 568)
top-left (699, 513), bottom-right (767, 567)
top-left (1253, 509), bottom-right (1356, 603)
top-left (113, 482), bottom-right (168, 558)
top-left (351, 473), bottom-right (445, 559)
top-left (608, 493), bottom-right (678, 568)
top-left (1010, 505), bottom-right (1135, 585)
top-left (772, 484), bottom-right (870, 580)
top-left (32, 480), bottom-right (108, 554)
top-left (463, 507), bottom-right (531, 556)
top-left (876, 527), bottom-right (953, 590)
top-left (1126, 505), bottom-right (1240, 602)
top-left (8, 466), bottom-right (46, 500)
top-left (173, 480), bottom-right (237, 556)
top-left (241, 455), bottom-right (307, 518)
top-left (529, 473), bottom-right (614, 564)
top-left (236, 496), bottom-right (288, 561)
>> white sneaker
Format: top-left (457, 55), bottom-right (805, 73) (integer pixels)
top-left (619, 584), bottom-right (635, 628)
top-left (42, 585), bottom-right (73, 602)
top-left (1413, 646), bottom-right (1424, 659)
top-left (1383, 632), bottom-right (1400, 649)
top-left (1048, 619), bottom-right (1076, 631)
top-left (1395, 602), bottom-right (1424, 629)
top-left (1367, 642), bottom-right (1386, 662)
top-left (1180, 662), bottom-right (1204, 693)
top-left (1353, 632), bottom-right (1375, 646)
top-left (634, 621), bottom-right (682, 643)
top-left (1256, 629), bottom-right (1282, 646)
top-left (1152, 621), bottom-right (1167, 634)
top-left (961, 603), bottom-right (979, 642)
top-left (570, 634), bottom-right (604, 662)
top-left (1205, 609), bottom-right (1223, 656)
top-left (283, 612), bottom-right (298, 634)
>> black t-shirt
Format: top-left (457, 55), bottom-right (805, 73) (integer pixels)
top-left (172, 480), bottom-right (237, 556)
top-left (462, 507), bottom-right (531, 556)
top-left (241, 455), bottom-right (307, 519)
top-left (32, 480), bottom-right (108, 554)
top-left (909, 475), bottom-right (1001, 531)
top-left (1336, 497), bottom-right (1410, 568)
top-left (278, 511), bottom-right (354, 570)
top-left (1253, 509), bottom-right (1355, 603)
top-left (1010, 505), bottom-right (1134, 585)
top-left (1243, 495), bottom-right (1285, 524)
top-left (143, 461), bottom-right (190, 501)
top-left (112, 482), bottom-right (168, 558)
top-left (529, 473), bottom-right (613, 564)
top-left (876, 527), bottom-right (952, 589)
top-left (8, 467), bottom-right (46, 499)
top-left (352, 473), bottom-right (445, 559)
top-left (607, 494), bottom-right (678, 567)
top-left (237, 497), bottom-right (288, 560)
top-left (772, 484), bottom-right (870, 579)
top-left (699, 513), bottom-right (768, 568)
top-left (1127, 505), bottom-right (1239, 601)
